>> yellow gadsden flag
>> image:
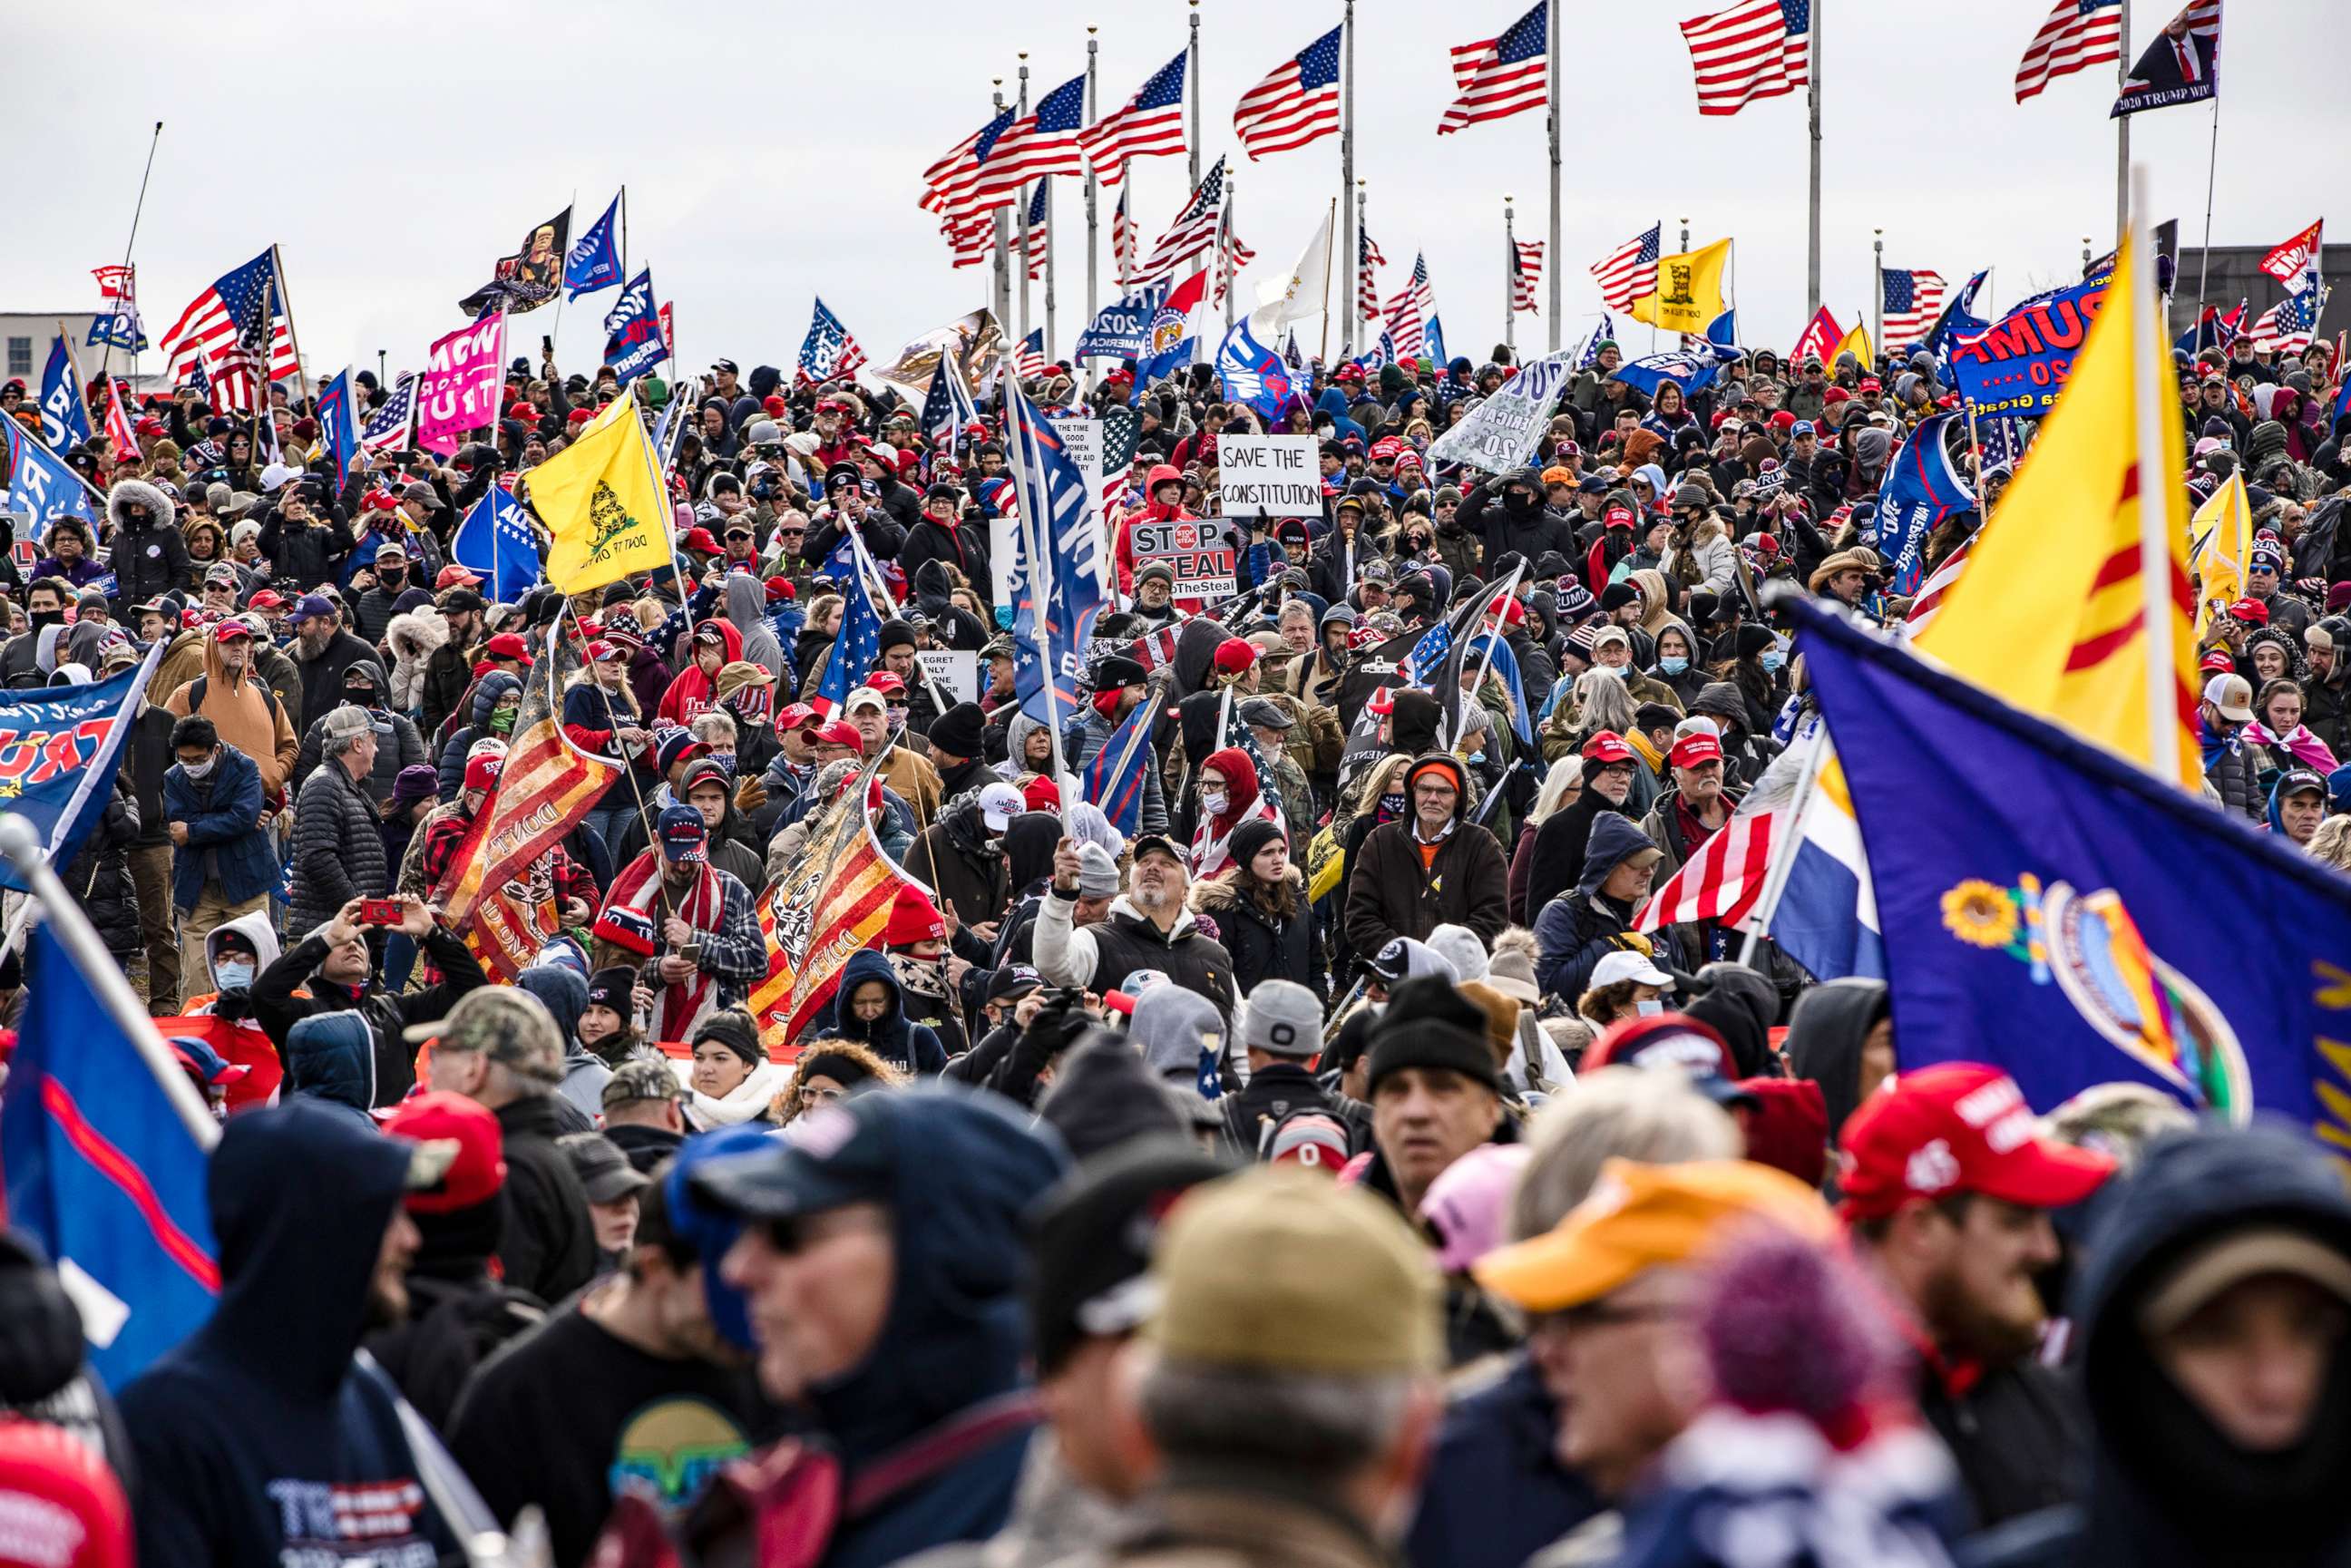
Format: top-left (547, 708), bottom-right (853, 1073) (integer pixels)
top-left (1832, 318), bottom-right (1872, 371)
top-left (2190, 471), bottom-right (2252, 637)
top-left (1915, 230), bottom-right (2199, 792)
top-left (530, 396), bottom-right (675, 595)
top-left (1630, 238), bottom-right (1732, 335)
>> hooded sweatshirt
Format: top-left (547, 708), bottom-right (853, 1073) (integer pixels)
top-left (723, 573), bottom-right (789, 686)
top-left (818, 949), bottom-right (948, 1074)
top-left (1531, 812), bottom-right (1659, 1001)
top-left (1783, 977), bottom-right (1890, 1151)
top-left (656, 618), bottom-right (743, 726)
top-left (121, 1101), bottom-right (463, 1566)
top-left (164, 630), bottom-right (302, 794)
top-left (1127, 986), bottom-right (1225, 1087)
top-left (519, 964), bottom-right (610, 1126)
top-left (284, 1009), bottom-right (382, 1128)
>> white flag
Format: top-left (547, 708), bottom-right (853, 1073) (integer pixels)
top-left (1255, 208), bottom-right (1334, 326)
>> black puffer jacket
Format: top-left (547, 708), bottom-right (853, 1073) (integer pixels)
top-left (1461, 470), bottom-right (1578, 565)
top-left (63, 775), bottom-right (141, 959)
top-left (288, 752), bottom-right (389, 933)
top-left (255, 502), bottom-right (357, 598)
top-left (1191, 871), bottom-right (1327, 1004)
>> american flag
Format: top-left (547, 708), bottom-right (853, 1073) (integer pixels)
top-left (1401, 619), bottom-right (1454, 685)
top-left (158, 249), bottom-right (299, 412)
top-left (1386, 255), bottom-right (1436, 361)
top-left (1112, 187), bottom-right (1137, 286)
top-left (1234, 24), bottom-right (1342, 160)
top-left (922, 74), bottom-right (1088, 223)
top-left (1082, 51), bottom-right (1188, 184)
top-left (1901, 539), bottom-right (1973, 638)
top-left (1013, 327), bottom-right (1049, 381)
top-left (1020, 182), bottom-right (1051, 281)
top-left (359, 373), bottom-right (416, 452)
top-left (1439, 3), bottom-right (1550, 134)
top-left (1511, 238), bottom-right (1544, 313)
top-left (1635, 803), bottom-right (1776, 932)
top-left (945, 209), bottom-right (993, 269)
top-left (2251, 287), bottom-right (2326, 355)
top-left (814, 568), bottom-right (887, 716)
top-left (1679, 0), bottom-right (1810, 117)
top-left (2014, 0), bottom-right (2124, 102)
top-left (1879, 268), bottom-right (1946, 349)
top-left (1134, 158), bottom-right (1230, 284)
top-left (796, 297), bottom-right (868, 388)
top-left (2260, 219), bottom-right (2326, 287)
top-left (1590, 223), bottom-right (1662, 312)
top-left (1358, 228), bottom-right (1387, 322)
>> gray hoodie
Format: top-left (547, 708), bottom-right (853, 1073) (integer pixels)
top-left (724, 574), bottom-right (789, 686)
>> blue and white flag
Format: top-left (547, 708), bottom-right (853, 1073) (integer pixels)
top-left (1610, 349), bottom-right (1722, 397)
top-left (85, 303), bottom-right (147, 354)
top-left (4, 417), bottom-right (101, 541)
top-left (795, 297), bottom-right (867, 388)
top-left (1874, 413), bottom-right (1975, 595)
top-left (359, 372), bottom-right (416, 453)
top-left (3, 916), bottom-right (219, 1388)
top-left (922, 353), bottom-right (981, 449)
top-left (1575, 316), bottom-right (1615, 370)
top-left (1463, 631), bottom-right (1536, 747)
top-left (1352, 330), bottom-right (1397, 376)
top-left (315, 367), bottom-right (360, 486)
top-left (1400, 621), bottom-right (1454, 685)
top-left (1215, 310), bottom-right (1302, 425)
top-left (1921, 269), bottom-right (1990, 361)
top-left (38, 336), bottom-right (92, 455)
top-left (1425, 316), bottom-right (1449, 370)
top-left (603, 269), bottom-right (665, 385)
top-left (1073, 282), bottom-right (1170, 363)
top-left (0, 647), bottom-right (161, 890)
top-left (1006, 383), bottom-right (1107, 725)
top-left (566, 192), bottom-right (624, 299)
top-left (449, 485), bottom-right (543, 604)
top-left (1081, 687), bottom-right (1163, 836)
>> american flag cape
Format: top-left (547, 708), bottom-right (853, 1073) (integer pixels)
top-left (429, 620), bottom-right (619, 980)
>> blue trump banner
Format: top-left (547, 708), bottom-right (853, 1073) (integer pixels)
top-left (1074, 282), bottom-right (1170, 362)
top-left (3, 418), bottom-right (101, 540)
top-left (1947, 276), bottom-right (2109, 420)
top-left (449, 485), bottom-right (542, 603)
top-left (566, 191), bottom-right (623, 299)
top-left (1875, 413), bottom-right (1975, 593)
top-left (0, 646), bottom-right (162, 891)
top-left (603, 269), bottom-right (665, 385)
top-left (1610, 349), bottom-right (1723, 398)
top-left (1215, 311), bottom-right (1301, 425)
top-left (3, 917), bottom-right (219, 1387)
top-left (316, 367), bottom-right (359, 487)
top-left (1794, 598), bottom-right (2351, 1135)
top-left (38, 336), bottom-right (92, 455)
top-left (1006, 382), bottom-right (1107, 726)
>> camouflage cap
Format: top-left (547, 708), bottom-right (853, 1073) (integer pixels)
top-left (402, 987), bottom-right (561, 1085)
top-left (603, 1057), bottom-right (685, 1110)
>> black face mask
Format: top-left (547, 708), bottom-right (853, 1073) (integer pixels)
top-left (377, 568), bottom-right (405, 587)
top-left (29, 610), bottom-right (63, 633)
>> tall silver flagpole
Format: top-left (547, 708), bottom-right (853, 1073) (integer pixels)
top-left (1546, 0), bottom-right (1563, 351)
top-left (1085, 29), bottom-right (1100, 332)
top-left (1045, 184), bottom-right (1059, 364)
top-left (1341, 0), bottom-right (1357, 359)
top-left (1504, 198), bottom-right (1517, 355)
top-left (2114, 0), bottom-right (2132, 248)
top-left (1806, 0), bottom-right (1823, 317)
top-left (1188, 0), bottom-right (1202, 189)
top-left (1017, 57), bottom-right (1034, 348)
top-left (1224, 170), bottom-right (1239, 333)
top-left (1872, 228), bottom-right (1884, 354)
top-left (991, 80), bottom-right (1013, 334)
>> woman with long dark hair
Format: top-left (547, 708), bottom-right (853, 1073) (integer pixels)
top-left (1190, 818), bottom-right (1326, 1002)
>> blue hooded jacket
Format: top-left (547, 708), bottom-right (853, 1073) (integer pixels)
top-left (435, 667), bottom-right (524, 801)
top-left (120, 1101), bottom-right (463, 1565)
top-left (1533, 812), bottom-right (1662, 1000)
top-left (816, 950), bottom-right (948, 1075)
top-left (284, 1009), bottom-right (380, 1127)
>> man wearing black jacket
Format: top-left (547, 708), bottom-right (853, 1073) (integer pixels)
top-left (256, 483), bottom-right (356, 593)
top-left (253, 892), bottom-right (488, 1106)
top-left (1460, 467), bottom-right (1578, 566)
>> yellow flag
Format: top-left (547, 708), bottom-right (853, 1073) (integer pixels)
top-left (1914, 231), bottom-right (2198, 792)
top-left (1630, 238), bottom-right (1732, 334)
top-left (2190, 471), bottom-right (2251, 636)
top-left (1832, 319), bottom-right (1872, 370)
top-left (530, 397), bottom-right (676, 595)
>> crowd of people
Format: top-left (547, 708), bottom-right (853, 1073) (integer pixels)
top-left (0, 307), bottom-right (2348, 1568)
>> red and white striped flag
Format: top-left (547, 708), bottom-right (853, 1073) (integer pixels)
top-left (1510, 239), bottom-right (1544, 313)
top-left (2014, 0), bottom-right (2124, 102)
top-left (922, 79), bottom-right (1088, 225)
top-left (1234, 25), bottom-right (1342, 160)
top-left (1439, 3), bottom-right (1550, 134)
top-left (157, 248), bottom-right (299, 413)
top-left (1358, 229), bottom-right (1387, 323)
top-left (1679, 0), bottom-right (1810, 117)
top-left (1112, 188), bottom-right (1137, 286)
top-left (1635, 807), bottom-right (1777, 933)
top-left (104, 383), bottom-right (139, 459)
top-left (1080, 51), bottom-right (1188, 186)
top-left (1901, 539), bottom-right (1972, 638)
top-left (1385, 255), bottom-right (1436, 361)
top-left (1879, 269), bottom-right (1946, 350)
top-left (944, 210), bottom-right (993, 270)
top-left (1590, 224), bottom-right (1662, 313)
top-left (1134, 158), bottom-right (1230, 285)
top-left (1210, 213), bottom-right (1258, 308)
top-left (1020, 183), bottom-right (1051, 281)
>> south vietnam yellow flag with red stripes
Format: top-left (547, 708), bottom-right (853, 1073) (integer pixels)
top-left (1915, 231), bottom-right (2199, 792)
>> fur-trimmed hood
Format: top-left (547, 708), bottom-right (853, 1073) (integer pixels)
top-left (106, 476), bottom-right (175, 533)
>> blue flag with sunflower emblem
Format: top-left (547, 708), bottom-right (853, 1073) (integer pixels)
top-left (1791, 599), bottom-right (2351, 1141)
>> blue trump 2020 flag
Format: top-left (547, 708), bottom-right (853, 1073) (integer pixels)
top-left (0, 645), bottom-right (160, 891)
top-left (1794, 598), bottom-right (2351, 1135)
top-left (1006, 382), bottom-right (1107, 726)
top-left (39, 336), bottom-right (93, 455)
top-left (1215, 311), bottom-right (1300, 425)
top-left (316, 367), bottom-right (360, 487)
top-left (4, 417), bottom-right (100, 541)
top-left (3, 918), bottom-right (219, 1387)
top-left (603, 269), bottom-right (665, 385)
top-left (1874, 413), bottom-right (1975, 594)
top-left (567, 192), bottom-right (623, 299)
top-left (1082, 687), bottom-right (1163, 836)
top-left (1074, 282), bottom-right (1170, 363)
top-left (449, 485), bottom-right (542, 604)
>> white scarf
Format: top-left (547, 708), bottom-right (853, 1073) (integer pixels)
top-left (688, 1058), bottom-right (786, 1129)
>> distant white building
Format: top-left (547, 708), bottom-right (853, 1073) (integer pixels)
top-left (0, 310), bottom-right (172, 394)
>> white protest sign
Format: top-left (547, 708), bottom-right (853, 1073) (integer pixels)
top-left (916, 648), bottom-right (980, 706)
top-left (990, 515), bottom-right (1018, 609)
top-left (1130, 517), bottom-right (1237, 600)
top-left (1217, 434), bottom-right (1321, 516)
top-left (1426, 349), bottom-right (1577, 474)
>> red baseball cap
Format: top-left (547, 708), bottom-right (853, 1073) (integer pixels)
top-left (1604, 505), bottom-right (1637, 530)
top-left (463, 754), bottom-right (503, 794)
top-left (2199, 648), bottom-right (2235, 673)
top-left (1858, 377), bottom-right (1883, 393)
top-left (776, 703), bottom-right (817, 734)
top-left (1837, 1063), bottom-right (2116, 1222)
top-left (384, 1090), bottom-right (506, 1214)
top-left (246, 589), bottom-right (286, 610)
top-left (1582, 730), bottom-right (1635, 765)
top-left (483, 632), bottom-right (532, 661)
top-left (211, 619), bottom-right (253, 644)
top-left (584, 639), bottom-right (619, 662)
top-left (1669, 732), bottom-right (1723, 769)
top-left (680, 527), bottom-right (722, 556)
top-left (435, 564), bottom-right (484, 589)
top-left (865, 670), bottom-right (907, 696)
top-left (764, 574), bottom-right (796, 603)
top-left (2230, 597), bottom-right (2269, 625)
top-left (1213, 637), bottom-right (1259, 675)
top-left (814, 719), bottom-right (863, 748)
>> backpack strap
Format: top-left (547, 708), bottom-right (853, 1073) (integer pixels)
top-left (841, 1390), bottom-right (1040, 1520)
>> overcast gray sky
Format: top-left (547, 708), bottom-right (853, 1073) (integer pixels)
top-left (12, 0), bottom-right (2342, 385)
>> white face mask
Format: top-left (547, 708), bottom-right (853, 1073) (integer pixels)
top-left (1635, 998), bottom-right (1665, 1017)
top-left (1200, 791), bottom-right (1228, 816)
top-left (213, 959), bottom-right (255, 992)
top-left (180, 753), bottom-right (218, 780)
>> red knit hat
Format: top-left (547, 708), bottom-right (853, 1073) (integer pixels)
top-left (1213, 637), bottom-right (1258, 676)
top-left (882, 885), bottom-right (947, 948)
top-left (1022, 774), bottom-right (1062, 813)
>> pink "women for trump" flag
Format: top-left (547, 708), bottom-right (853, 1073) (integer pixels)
top-left (415, 313), bottom-right (507, 454)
